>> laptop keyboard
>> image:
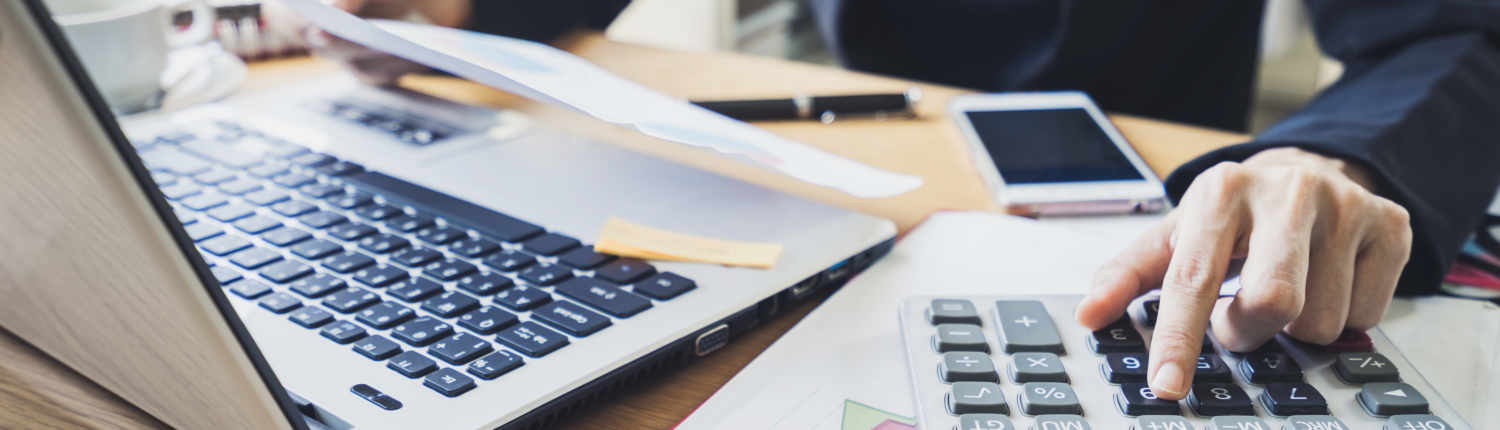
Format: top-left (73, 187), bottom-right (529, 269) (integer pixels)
top-left (134, 121), bottom-right (698, 399)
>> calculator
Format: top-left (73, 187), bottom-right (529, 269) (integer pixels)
top-left (897, 295), bottom-right (1472, 430)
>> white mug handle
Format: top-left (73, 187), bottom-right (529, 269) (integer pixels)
top-left (165, 0), bottom-right (214, 47)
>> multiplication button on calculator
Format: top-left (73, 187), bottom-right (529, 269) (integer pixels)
top-left (897, 295), bottom-right (1472, 430)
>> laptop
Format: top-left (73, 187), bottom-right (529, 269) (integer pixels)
top-left (0, 1), bottom-right (897, 429)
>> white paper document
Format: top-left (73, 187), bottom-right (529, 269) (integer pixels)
top-left (278, 0), bottom-right (923, 199)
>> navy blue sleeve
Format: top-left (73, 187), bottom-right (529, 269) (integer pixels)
top-left (1164, 0), bottom-right (1500, 295)
top-left (464, 0), bottom-right (631, 42)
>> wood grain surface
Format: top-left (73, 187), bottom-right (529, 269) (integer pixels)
top-left (0, 32), bottom-right (1247, 430)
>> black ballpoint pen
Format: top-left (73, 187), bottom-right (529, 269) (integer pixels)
top-left (691, 87), bottom-right (922, 123)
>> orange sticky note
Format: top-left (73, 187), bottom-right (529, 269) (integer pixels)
top-left (595, 217), bottom-right (783, 268)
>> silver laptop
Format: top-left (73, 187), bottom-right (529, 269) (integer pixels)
top-left (0, 1), bottom-right (897, 428)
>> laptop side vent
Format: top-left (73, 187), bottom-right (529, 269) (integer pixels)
top-left (501, 345), bottom-right (694, 430)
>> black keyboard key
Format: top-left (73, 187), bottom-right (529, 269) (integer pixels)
top-left (1103, 353), bottom-right (1150, 383)
top-left (428, 332), bottom-right (494, 365)
top-left (316, 161), bottom-right (365, 177)
top-left (458, 306), bottom-right (518, 334)
top-left (142, 150), bottom-right (213, 176)
top-left (260, 227), bottom-right (312, 247)
top-left (468, 350), bottom-right (524, 380)
top-left (322, 251), bottom-right (376, 274)
top-left (457, 272), bottom-right (513, 296)
top-left (160, 183), bottom-right (204, 200)
top-left (391, 316), bottom-right (453, 346)
top-left (320, 320), bottom-right (367, 344)
top-left (299, 183), bottom-right (345, 199)
top-left (386, 350), bottom-right (437, 378)
top-left (291, 239), bottom-right (343, 260)
top-left (270, 200), bottom-right (317, 217)
top-left (247, 164), bottom-right (290, 179)
top-left (1116, 383), bottom-right (1179, 416)
top-left (556, 277), bottom-right (653, 317)
top-left (289, 306), bottom-right (335, 328)
top-left (217, 179), bottom-right (263, 196)
top-left (343, 172), bottom-right (544, 242)
top-left (327, 192), bottom-right (373, 209)
top-left (484, 249), bottom-right (535, 272)
top-left (1187, 383), bottom-right (1255, 416)
top-left (386, 213), bottom-right (435, 233)
top-left (211, 266), bottom-right (242, 285)
top-left (422, 291), bottom-right (481, 318)
top-left (180, 194), bottom-right (231, 212)
top-left (1136, 299), bottom-right (1160, 327)
top-left (291, 153), bottom-right (336, 168)
top-left (185, 223), bottom-right (223, 242)
top-left (387, 248), bottom-right (440, 268)
top-left (353, 335), bottom-right (401, 360)
top-left (415, 226), bottom-right (466, 245)
top-left (193, 169), bottom-right (238, 185)
top-left (523, 233), bottom-right (580, 256)
top-left (494, 285), bottom-right (551, 310)
top-left (424, 258), bottom-right (478, 281)
top-left (1240, 353), bottom-right (1303, 384)
top-left (272, 173), bottom-right (317, 188)
top-left (1089, 318), bottom-right (1145, 354)
top-left (496, 322), bottom-right (569, 357)
top-left (519, 264), bottom-right (573, 286)
top-left (594, 259), bottom-right (656, 285)
top-left (632, 273), bottom-right (696, 300)
top-left (179, 140), bottom-right (263, 169)
top-left (358, 233), bottom-right (409, 254)
top-left (259, 260), bottom-right (314, 284)
top-left (423, 368), bottom-right (476, 397)
top-left (352, 264), bottom-right (409, 287)
top-left (206, 204), bottom-right (255, 222)
top-left (258, 292), bottom-right (302, 313)
top-left (389, 277), bottom-right (445, 302)
top-left (356, 302), bottom-right (416, 329)
top-left (233, 215), bottom-right (282, 234)
top-left (287, 273), bottom-right (346, 298)
top-left (200, 235), bottom-right (252, 256)
top-left (323, 287), bottom-right (382, 313)
top-left (298, 211), bottom-right (348, 229)
top-left (243, 189), bottom-right (290, 206)
top-left (1259, 382), bottom-right (1327, 415)
top-left (1335, 352), bottom-right (1401, 383)
top-left (533, 301), bottom-right (612, 336)
top-left (230, 247), bottom-right (283, 269)
top-left (267, 144), bottom-right (310, 160)
top-left (227, 280), bottom-right (272, 298)
top-left (558, 246), bottom-right (616, 269)
top-left (450, 237), bottom-right (502, 258)
top-left (1195, 354), bottom-right (1234, 383)
top-left (354, 204), bottom-right (403, 221)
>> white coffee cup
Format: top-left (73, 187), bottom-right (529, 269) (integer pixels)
top-left (48, 0), bottom-right (213, 114)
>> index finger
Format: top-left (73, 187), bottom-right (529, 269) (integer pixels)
top-left (1147, 204), bottom-right (1241, 400)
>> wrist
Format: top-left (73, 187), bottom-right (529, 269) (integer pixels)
top-left (1242, 147), bottom-right (1378, 193)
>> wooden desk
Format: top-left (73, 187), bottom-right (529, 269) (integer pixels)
top-left (0, 33), bottom-right (1247, 429)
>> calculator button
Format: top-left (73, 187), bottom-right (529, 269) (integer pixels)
top-left (994, 301), bottom-right (1064, 354)
top-left (1018, 382), bottom-right (1081, 415)
top-left (928, 299), bottom-right (982, 325)
top-left (1334, 353), bottom-right (1400, 383)
top-left (1088, 317), bottom-right (1144, 354)
top-left (947, 381), bottom-right (1008, 415)
top-left (1187, 383), bottom-right (1255, 416)
top-left (958, 414), bottom-right (1013, 430)
top-left (1136, 299), bottom-right (1159, 327)
top-left (1194, 354), bottom-right (1233, 383)
top-left (320, 321), bottom-right (367, 344)
top-left (1284, 416), bottom-right (1347, 430)
top-left (933, 324), bottom-right (990, 353)
top-left (1260, 383), bottom-right (1327, 416)
top-left (1102, 353), bottom-right (1150, 383)
top-left (351, 335), bottom-right (401, 360)
top-left (427, 332), bottom-right (494, 365)
top-left (1240, 353), bottom-right (1303, 384)
top-left (468, 350), bottom-right (525, 380)
top-left (1209, 416), bottom-right (1271, 430)
top-left (1358, 382), bottom-right (1429, 416)
top-left (1115, 383), bottom-right (1180, 416)
top-left (1033, 415), bottom-right (1090, 430)
top-left (940, 352), bottom-right (998, 383)
top-left (1132, 415), bottom-right (1191, 430)
top-left (386, 350), bottom-right (437, 378)
top-left (1319, 330), bottom-right (1374, 353)
top-left (1385, 415), bottom-right (1452, 430)
top-left (391, 317), bottom-right (453, 347)
top-left (496, 321), bottom-right (570, 357)
top-left (1008, 352), bottom-right (1067, 383)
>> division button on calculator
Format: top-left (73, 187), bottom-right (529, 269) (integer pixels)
top-left (468, 350), bottom-right (524, 380)
top-left (1284, 415), bottom-right (1348, 430)
top-left (352, 335), bottom-right (402, 360)
top-left (958, 414), bottom-right (1013, 430)
top-left (1019, 382), bottom-right (1081, 415)
top-left (933, 324), bottom-right (989, 353)
top-left (496, 322), bottom-right (570, 357)
top-left (941, 352), bottom-right (999, 383)
top-left (1032, 414), bottom-right (1090, 430)
top-left (1260, 382), bottom-right (1328, 416)
top-left (1115, 383), bottom-right (1180, 416)
top-left (1195, 354), bottom-right (1234, 383)
top-left (928, 299), bottom-right (982, 325)
top-left (1240, 353), bottom-right (1303, 384)
top-left (1335, 353), bottom-right (1400, 383)
top-left (1133, 415), bottom-right (1192, 430)
top-left (947, 381), bottom-right (1008, 415)
top-left (386, 350), bottom-right (437, 378)
top-left (1357, 383), bottom-right (1429, 416)
top-left (1187, 383), bottom-right (1255, 416)
top-left (1102, 353), bottom-right (1149, 383)
top-left (320, 321), bottom-right (367, 344)
top-left (1209, 416), bottom-right (1271, 430)
top-left (1089, 318), bottom-right (1145, 354)
top-left (994, 301), bottom-right (1064, 354)
top-left (1009, 352), bottom-right (1067, 383)
top-left (1386, 415), bottom-right (1452, 430)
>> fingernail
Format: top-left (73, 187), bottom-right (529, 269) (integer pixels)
top-left (1151, 361), bottom-right (1187, 398)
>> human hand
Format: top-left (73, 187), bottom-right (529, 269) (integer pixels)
top-left (263, 0), bottom-right (472, 85)
top-left (1074, 147), bottom-right (1411, 400)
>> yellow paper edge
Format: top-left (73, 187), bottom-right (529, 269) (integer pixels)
top-left (595, 217), bottom-right (783, 268)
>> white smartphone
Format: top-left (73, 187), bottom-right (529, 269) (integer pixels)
top-left (949, 91), bottom-right (1168, 215)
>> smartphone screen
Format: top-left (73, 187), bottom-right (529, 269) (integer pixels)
top-left (966, 108), bottom-right (1145, 184)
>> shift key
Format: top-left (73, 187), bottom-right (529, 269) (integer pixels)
top-left (994, 301), bottom-right (1064, 354)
